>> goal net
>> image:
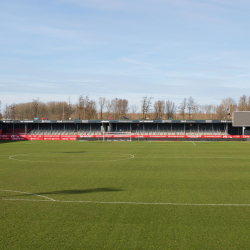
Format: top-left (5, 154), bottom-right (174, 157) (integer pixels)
top-left (103, 132), bottom-right (132, 141)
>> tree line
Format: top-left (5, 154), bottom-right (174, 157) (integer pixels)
top-left (1, 95), bottom-right (250, 120)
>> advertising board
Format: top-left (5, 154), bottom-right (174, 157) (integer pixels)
top-left (0, 134), bottom-right (249, 141)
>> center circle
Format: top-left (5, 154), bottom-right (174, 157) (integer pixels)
top-left (9, 152), bottom-right (134, 163)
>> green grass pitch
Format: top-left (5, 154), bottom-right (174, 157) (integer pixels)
top-left (1, 140), bottom-right (250, 249)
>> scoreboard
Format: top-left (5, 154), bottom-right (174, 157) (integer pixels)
top-left (233, 111), bottom-right (250, 127)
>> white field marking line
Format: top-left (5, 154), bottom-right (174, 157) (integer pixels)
top-left (2, 197), bottom-right (250, 207)
top-left (116, 141), bottom-right (246, 145)
top-left (146, 141), bottom-right (192, 143)
top-left (135, 156), bottom-right (250, 159)
top-left (148, 141), bottom-right (173, 143)
top-left (2, 190), bottom-right (250, 207)
top-left (8, 152), bottom-right (134, 163)
top-left (192, 141), bottom-right (196, 145)
top-left (0, 189), bottom-right (56, 201)
top-left (2, 198), bottom-right (51, 202)
top-left (53, 201), bottom-right (250, 206)
top-left (7, 158), bottom-right (135, 163)
top-left (181, 141), bottom-right (242, 144)
top-left (9, 153), bottom-right (135, 159)
top-left (11, 155), bottom-right (131, 158)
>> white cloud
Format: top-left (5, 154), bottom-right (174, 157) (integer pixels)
top-left (58, 0), bottom-right (135, 11)
top-left (18, 25), bottom-right (78, 38)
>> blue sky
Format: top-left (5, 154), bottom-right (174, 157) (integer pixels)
top-left (1, 0), bottom-right (250, 112)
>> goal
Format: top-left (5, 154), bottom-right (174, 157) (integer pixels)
top-left (103, 132), bottom-right (132, 141)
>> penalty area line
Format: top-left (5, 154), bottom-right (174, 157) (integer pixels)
top-left (0, 189), bottom-right (56, 201)
top-left (2, 198), bottom-right (250, 207)
top-left (2, 198), bottom-right (52, 202)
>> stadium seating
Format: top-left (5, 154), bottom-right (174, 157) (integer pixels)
top-left (4, 128), bottom-right (30, 135)
top-left (4, 124), bottom-right (229, 136)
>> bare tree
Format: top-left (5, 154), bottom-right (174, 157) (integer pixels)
top-left (130, 104), bottom-right (138, 114)
top-left (193, 104), bottom-right (202, 119)
top-left (56, 102), bottom-right (64, 120)
top-left (154, 100), bottom-right (165, 119)
top-left (84, 96), bottom-right (91, 119)
top-left (15, 103), bottom-right (25, 120)
top-left (141, 96), bottom-right (152, 119)
top-left (215, 97), bottom-right (236, 119)
top-left (98, 97), bottom-right (106, 119)
top-left (110, 98), bottom-right (119, 119)
top-left (38, 102), bottom-right (49, 118)
top-left (238, 95), bottom-right (248, 111)
top-left (47, 101), bottom-right (57, 119)
top-left (15, 102), bottom-right (33, 120)
top-left (77, 95), bottom-right (86, 119)
top-left (221, 97), bottom-right (237, 118)
top-left (4, 104), bottom-right (10, 118)
top-left (105, 100), bottom-right (112, 119)
top-left (64, 97), bottom-right (72, 120)
top-left (203, 104), bottom-right (212, 119)
top-left (108, 98), bottom-right (129, 119)
top-left (165, 100), bottom-right (176, 119)
top-left (86, 100), bottom-right (97, 119)
top-left (58, 101), bottom-right (70, 120)
top-left (178, 98), bottom-right (186, 119)
top-left (32, 98), bottom-right (39, 118)
top-left (118, 99), bottom-right (129, 118)
top-left (4, 94), bottom-right (250, 121)
top-left (216, 104), bottom-right (227, 119)
top-left (187, 96), bottom-right (196, 119)
top-left (211, 104), bottom-right (217, 119)
top-left (10, 103), bottom-right (17, 119)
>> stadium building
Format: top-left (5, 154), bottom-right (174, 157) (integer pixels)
top-left (0, 119), bottom-right (249, 141)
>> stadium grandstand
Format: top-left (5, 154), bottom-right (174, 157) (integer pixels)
top-left (0, 119), bottom-right (249, 141)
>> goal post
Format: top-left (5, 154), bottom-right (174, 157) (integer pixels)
top-left (103, 131), bottom-right (132, 141)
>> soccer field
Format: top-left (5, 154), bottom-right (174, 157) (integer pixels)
top-left (1, 140), bottom-right (250, 249)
